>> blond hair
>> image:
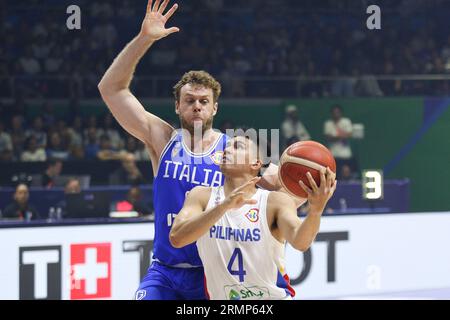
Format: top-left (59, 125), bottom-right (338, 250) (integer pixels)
top-left (173, 70), bottom-right (222, 103)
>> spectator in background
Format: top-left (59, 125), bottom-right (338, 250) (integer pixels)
top-left (101, 113), bottom-right (124, 150)
top-left (46, 132), bottom-right (70, 160)
top-left (114, 186), bottom-right (152, 217)
top-left (109, 153), bottom-right (144, 185)
top-left (96, 135), bottom-right (127, 161)
top-left (84, 115), bottom-right (102, 142)
top-left (42, 159), bottom-right (63, 188)
top-left (324, 105), bottom-right (354, 177)
top-left (67, 115), bottom-right (83, 147)
top-left (126, 186), bottom-right (152, 216)
top-left (42, 102), bottom-right (56, 128)
top-left (21, 136), bottom-right (46, 162)
top-left (56, 119), bottom-right (71, 144)
top-left (125, 136), bottom-right (149, 161)
top-left (19, 47), bottom-right (41, 75)
top-left (281, 104), bottom-right (311, 149)
top-left (340, 164), bottom-right (359, 181)
top-left (56, 178), bottom-right (82, 218)
top-left (69, 145), bottom-right (85, 160)
top-left (2, 184), bottom-right (41, 221)
top-left (84, 127), bottom-right (100, 160)
top-left (0, 121), bottom-right (13, 161)
top-left (353, 66), bottom-right (384, 97)
top-left (330, 67), bottom-right (355, 97)
top-left (10, 115), bottom-right (26, 160)
top-left (67, 116), bottom-right (84, 160)
top-left (44, 46), bottom-right (63, 74)
top-left (25, 116), bottom-right (47, 148)
top-left (65, 177), bottom-right (82, 194)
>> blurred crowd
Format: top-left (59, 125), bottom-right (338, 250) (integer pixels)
top-left (281, 104), bottom-right (360, 181)
top-left (0, 108), bottom-right (151, 164)
top-left (1, 0), bottom-right (450, 99)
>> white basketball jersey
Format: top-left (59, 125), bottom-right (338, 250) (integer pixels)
top-left (196, 186), bottom-right (295, 300)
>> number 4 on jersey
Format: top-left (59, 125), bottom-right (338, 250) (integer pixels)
top-left (227, 248), bottom-right (246, 282)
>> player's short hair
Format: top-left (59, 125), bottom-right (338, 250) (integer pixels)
top-left (173, 70), bottom-right (222, 103)
top-left (230, 129), bottom-right (272, 176)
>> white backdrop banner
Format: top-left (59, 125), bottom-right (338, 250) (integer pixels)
top-left (1, 212), bottom-right (450, 300)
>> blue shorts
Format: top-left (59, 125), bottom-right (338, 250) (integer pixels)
top-left (134, 261), bottom-right (207, 300)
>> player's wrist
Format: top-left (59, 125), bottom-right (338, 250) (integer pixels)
top-left (219, 199), bottom-right (233, 212)
top-left (136, 32), bottom-right (157, 45)
top-left (308, 203), bottom-right (325, 216)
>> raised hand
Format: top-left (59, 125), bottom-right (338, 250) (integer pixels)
top-left (140, 0), bottom-right (180, 41)
top-left (299, 167), bottom-right (337, 213)
top-left (223, 177), bottom-right (261, 210)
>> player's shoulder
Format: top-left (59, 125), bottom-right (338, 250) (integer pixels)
top-left (189, 185), bottom-right (212, 195)
top-left (188, 186), bottom-right (213, 205)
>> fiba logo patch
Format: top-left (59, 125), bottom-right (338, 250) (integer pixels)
top-left (210, 151), bottom-right (223, 165)
top-left (245, 208), bottom-right (259, 223)
top-left (135, 290), bottom-right (147, 300)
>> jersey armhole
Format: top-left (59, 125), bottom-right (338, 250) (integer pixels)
top-left (262, 191), bottom-right (287, 246)
top-left (153, 131), bottom-right (179, 178)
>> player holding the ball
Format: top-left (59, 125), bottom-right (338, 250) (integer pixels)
top-left (170, 136), bottom-right (336, 300)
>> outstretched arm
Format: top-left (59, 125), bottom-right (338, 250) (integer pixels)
top-left (272, 168), bottom-right (336, 252)
top-left (98, 0), bottom-right (179, 172)
top-left (170, 177), bottom-right (260, 248)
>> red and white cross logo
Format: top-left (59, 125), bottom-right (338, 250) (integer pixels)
top-left (70, 243), bottom-right (111, 299)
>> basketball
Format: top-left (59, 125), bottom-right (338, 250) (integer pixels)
top-left (278, 141), bottom-right (336, 198)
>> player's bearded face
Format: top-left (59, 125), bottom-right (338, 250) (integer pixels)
top-left (179, 112), bottom-right (214, 133)
top-left (177, 85), bottom-right (217, 134)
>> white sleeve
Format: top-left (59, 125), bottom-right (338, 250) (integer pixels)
top-left (341, 118), bottom-right (353, 133)
top-left (324, 120), bottom-right (336, 136)
top-left (282, 121), bottom-right (294, 139)
top-left (298, 123), bottom-right (311, 140)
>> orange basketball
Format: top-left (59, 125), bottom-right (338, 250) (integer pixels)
top-left (278, 141), bottom-right (336, 199)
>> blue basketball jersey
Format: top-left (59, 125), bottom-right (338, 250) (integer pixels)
top-left (152, 130), bottom-right (228, 266)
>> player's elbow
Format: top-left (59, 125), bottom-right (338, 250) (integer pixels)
top-left (97, 78), bottom-right (108, 94)
top-left (98, 77), bottom-right (119, 97)
top-left (169, 229), bottom-right (185, 248)
top-left (294, 243), bottom-right (310, 252)
top-left (291, 240), bottom-right (311, 252)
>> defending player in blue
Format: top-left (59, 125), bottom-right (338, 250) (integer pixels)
top-left (170, 136), bottom-right (336, 300)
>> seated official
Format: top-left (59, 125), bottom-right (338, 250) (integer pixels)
top-left (2, 184), bottom-right (41, 221)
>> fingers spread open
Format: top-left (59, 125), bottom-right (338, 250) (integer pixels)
top-left (332, 180), bottom-right (338, 192)
top-left (166, 27), bottom-right (180, 35)
top-left (326, 167), bottom-right (334, 189)
top-left (147, 0), bottom-right (153, 13)
top-left (158, 0), bottom-right (170, 13)
top-left (299, 180), bottom-right (312, 196)
top-left (164, 3), bottom-right (179, 20)
top-left (152, 0), bottom-right (161, 12)
top-left (306, 172), bottom-right (318, 192)
top-left (319, 168), bottom-right (326, 190)
top-left (237, 176), bottom-right (260, 191)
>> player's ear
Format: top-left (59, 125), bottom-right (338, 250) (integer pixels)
top-left (212, 102), bottom-right (218, 116)
top-left (175, 100), bottom-right (180, 115)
